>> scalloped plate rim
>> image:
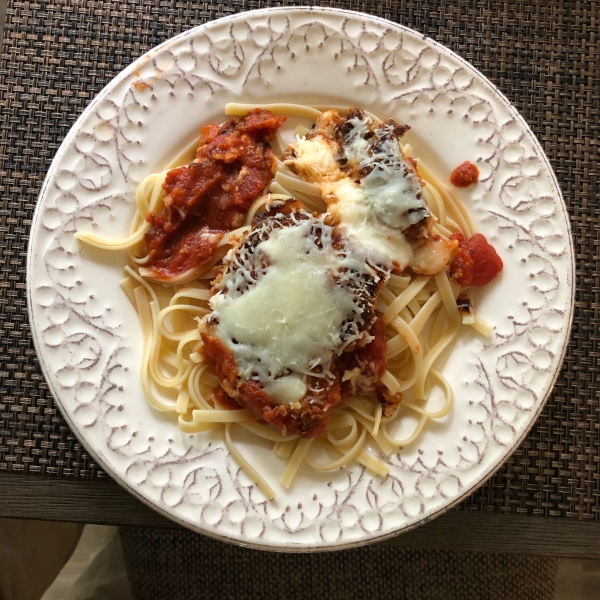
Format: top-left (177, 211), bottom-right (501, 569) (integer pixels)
top-left (26, 6), bottom-right (575, 551)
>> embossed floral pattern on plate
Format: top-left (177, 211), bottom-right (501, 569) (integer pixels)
top-left (27, 7), bottom-right (573, 550)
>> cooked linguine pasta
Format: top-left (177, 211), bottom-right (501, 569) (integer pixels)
top-left (75, 103), bottom-right (502, 499)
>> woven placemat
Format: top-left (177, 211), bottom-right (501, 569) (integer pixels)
top-left (119, 527), bottom-right (557, 600)
top-left (0, 0), bottom-right (598, 519)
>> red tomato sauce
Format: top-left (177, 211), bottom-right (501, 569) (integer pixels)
top-left (201, 333), bottom-right (238, 386)
top-left (338, 315), bottom-right (388, 398)
top-left (143, 109), bottom-right (286, 279)
top-left (355, 316), bottom-right (388, 380)
top-left (202, 279), bottom-right (390, 437)
top-left (201, 332), bottom-right (341, 437)
top-left (450, 161), bottom-right (479, 187)
top-left (212, 386), bottom-right (242, 410)
top-left (449, 232), bottom-right (503, 286)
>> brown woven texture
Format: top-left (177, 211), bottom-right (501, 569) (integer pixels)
top-left (119, 526), bottom-right (557, 600)
top-left (0, 0), bottom-right (598, 518)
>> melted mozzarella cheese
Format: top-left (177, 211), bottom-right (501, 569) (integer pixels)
top-left (209, 215), bottom-right (376, 405)
top-left (412, 236), bottom-right (457, 275)
top-left (321, 178), bottom-right (414, 268)
top-left (288, 136), bottom-right (340, 181)
top-left (357, 124), bottom-right (429, 230)
top-left (343, 117), bottom-right (371, 168)
top-left (361, 166), bottom-right (427, 231)
top-left (289, 127), bottom-right (430, 269)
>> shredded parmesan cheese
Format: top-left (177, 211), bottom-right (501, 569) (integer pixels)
top-left (207, 211), bottom-right (388, 405)
top-left (287, 110), bottom-right (455, 273)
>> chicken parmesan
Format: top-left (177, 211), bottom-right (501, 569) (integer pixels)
top-left (75, 102), bottom-right (504, 499)
top-left (284, 107), bottom-right (458, 275)
top-left (201, 207), bottom-right (390, 437)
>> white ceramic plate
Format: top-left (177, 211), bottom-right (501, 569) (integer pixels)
top-left (27, 7), bottom-right (574, 550)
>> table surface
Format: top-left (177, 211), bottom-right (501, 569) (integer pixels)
top-left (1, 0), bottom-right (600, 556)
top-left (3, 472), bottom-right (600, 556)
